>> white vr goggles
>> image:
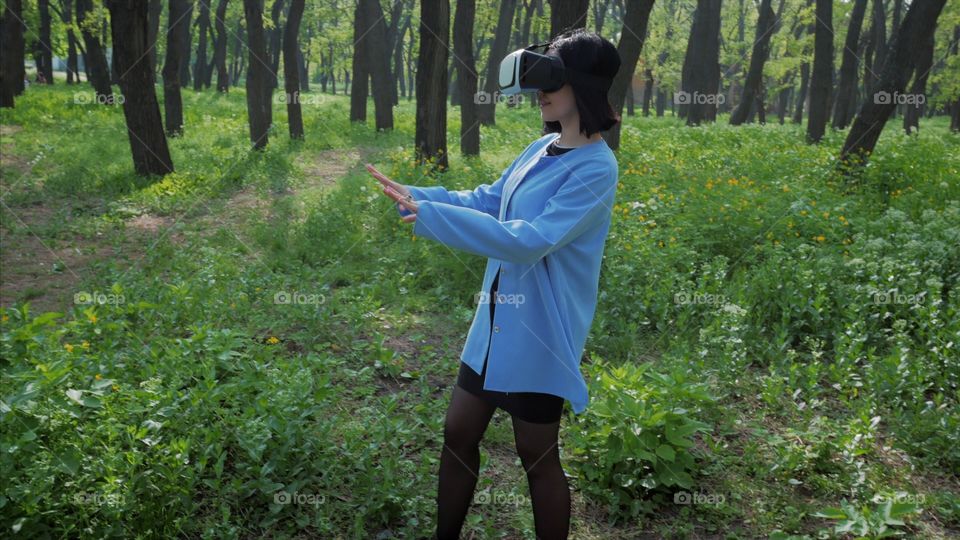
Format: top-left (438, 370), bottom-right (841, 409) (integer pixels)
top-left (498, 42), bottom-right (615, 95)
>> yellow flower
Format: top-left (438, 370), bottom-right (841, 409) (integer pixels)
top-left (267, 336), bottom-right (280, 344)
top-left (95, 374), bottom-right (102, 380)
top-left (822, 212), bottom-right (830, 219)
top-left (112, 385), bottom-right (120, 391)
top-left (815, 235), bottom-right (826, 242)
top-left (782, 185), bottom-right (790, 192)
top-left (81, 341), bottom-right (90, 349)
top-left (87, 312), bottom-right (97, 324)
top-left (1, 314), bottom-right (8, 322)
top-left (64, 343), bottom-right (74, 352)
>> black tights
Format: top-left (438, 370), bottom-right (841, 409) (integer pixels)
top-left (436, 385), bottom-right (570, 539)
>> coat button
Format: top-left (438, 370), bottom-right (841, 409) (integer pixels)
top-left (493, 325), bottom-right (500, 333)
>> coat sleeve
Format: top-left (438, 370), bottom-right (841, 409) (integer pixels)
top-left (395, 135), bottom-right (551, 218)
top-left (411, 163), bottom-right (617, 265)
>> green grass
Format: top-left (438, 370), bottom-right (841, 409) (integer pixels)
top-left (1, 83), bottom-right (958, 539)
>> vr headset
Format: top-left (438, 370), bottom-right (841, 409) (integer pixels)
top-left (498, 42), bottom-right (614, 95)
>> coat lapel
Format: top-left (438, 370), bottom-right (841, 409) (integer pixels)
top-left (499, 135), bottom-right (558, 220)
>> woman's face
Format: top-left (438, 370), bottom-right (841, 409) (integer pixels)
top-left (537, 83), bottom-right (575, 123)
top-left (537, 49), bottom-right (577, 123)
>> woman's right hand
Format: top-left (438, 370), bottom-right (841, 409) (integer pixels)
top-left (365, 163), bottom-right (411, 199)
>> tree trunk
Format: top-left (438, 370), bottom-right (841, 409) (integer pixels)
top-left (902, 27), bottom-right (934, 135)
top-left (105, 0), bottom-right (175, 176)
top-left (642, 68), bottom-right (653, 116)
top-left (350, 0), bottom-right (369, 122)
top-left (63, 0), bottom-right (80, 84)
top-left (549, 0), bottom-right (589, 36)
top-left (178, 2), bottom-right (194, 87)
top-left (831, 0), bottom-right (867, 130)
top-left (283, 0), bottom-right (304, 139)
top-left (415, 0), bottom-right (449, 170)
top-left (77, 0), bottom-right (114, 102)
top-left (193, 0), bottom-right (210, 90)
top-left (478, 0), bottom-right (517, 126)
top-left (163, 0), bottom-right (190, 136)
top-left (806, 0), bottom-right (832, 143)
top-left (682, 0), bottom-right (722, 126)
top-left (268, 0), bottom-right (285, 91)
top-left (453, 0), bottom-right (479, 155)
top-left (605, 0), bottom-right (655, 150)
top-left (38, 0), bottom-right (54, 83)
top-left (147, 0), bottom-right (162, 75)
top-left (361, 0), bottom-right (395, 131)
top-left (840, 0), bottom-right (947, 169)
top-left (0, 0), bottom-right (25, 106)
top-left (243, 0), bottom-right (272, 149)
top-left (951, 26), bottom-right (960, 133)
top-left (214, 0), bottom-right (230, 92)
top-left (730, 0), bottom-right (779, 125)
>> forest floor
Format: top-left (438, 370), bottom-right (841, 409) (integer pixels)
top-left (2, 85), bottom-right (958, 539)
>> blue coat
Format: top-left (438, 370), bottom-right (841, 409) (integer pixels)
top-left (397, 132), bottom-right (619, 414)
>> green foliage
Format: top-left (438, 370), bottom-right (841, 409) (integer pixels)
top-left (566, 358), bottom-right (716, 520)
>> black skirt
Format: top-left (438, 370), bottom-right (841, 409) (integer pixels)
top-left (456, 272), bottom-right (565, 424)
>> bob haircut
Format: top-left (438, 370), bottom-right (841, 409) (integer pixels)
top-left (542, 28), bottom-right (622, 138)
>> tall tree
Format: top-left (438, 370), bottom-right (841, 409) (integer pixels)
top-left (268, 0), bottom-right (285, 90)
top-left (681, 0), bottom-right (722, 126)
top-left (59, 0), bottom-right (81, 84)
top-left (951, 26), bottom-right (960, 133)
top-left (863, 0), bottom-right (886, 96)
top-left (283, 0), bottom-right (304, 139)
top-left (831, 0), bottom-right (868, 130)
top-left (453, 0), bottom-right (479, 155)
top-left (349, 0), bottom-right (369, 122)
top-left (105, 0), bottom-right (175, 176)
top-left (361, 0), bottom-right (395, 131)
top-left (549, 0), bottom-right (588, 36)
top-left (213, 0), bottom-right (230, 92)
top-left (162, 0), bottom-right (191, 136)
top-left (806, 0), bottom-right (832, 143)
top-left (38, 0), bottom-right (54, 83)
top-left (178, 2), bottom-right (194, 88)
top-left (147, 0), bottom-right (162, 74)
top-left (902, 28), bottom-right (934, 134)
top-left (791, 0), bottom-right (813, 124)
top-left (478, 0), bottom-right (517, 125)
top-left (839, 0), bottom-right (948, 169)
top-left (243, 0), bottom-right (272, 149)
top-left (0, 0), bottom-right (25, 106)
top-left (605, 0), bottom-right (655, 150)
top-left (415, 0), bottom-right (449, 169)
top-left (730, 0), bottom-right (780, 125)
top-left (76, 0), bottom-right (114, 102)
top-left (193, 0), bottom-right (210, 90)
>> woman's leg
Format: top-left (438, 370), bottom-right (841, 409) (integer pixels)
top-left (436, 385), bottom-right (497, 540)
top-left (511, 415), bottom-right (570, 539)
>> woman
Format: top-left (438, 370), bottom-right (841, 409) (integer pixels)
top-left (367, 29), bottom-right (621, 540)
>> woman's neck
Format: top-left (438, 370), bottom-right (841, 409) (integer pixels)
top-left (555, 121), bottom-right (602, 147)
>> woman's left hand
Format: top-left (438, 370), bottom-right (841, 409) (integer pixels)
top-left (366, 163), bottom-right (418, 223)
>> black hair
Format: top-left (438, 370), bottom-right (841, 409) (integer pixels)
top-left (542, 28), bottom-right (622, 137)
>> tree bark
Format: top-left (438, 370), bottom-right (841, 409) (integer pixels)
top-left (682, 0), bottom-right (722, 126)
top-left (806, 0), bottom-right (832, 143)
top-left (243, 0), bottom-right (272, 149)
top-left (38, 0), bottom-right (54, 83)
top-left (105, 0), bottom-right (175, 176)
top-left (549, 0), bottom-right (589, 36)
top-left (902, 26), bottom-right (934, 135)
top-left (147, 0), bottom-right (162, 75)
top-left (350, 0), bottom-right (369, 122)
top-left (0, 0), bottom-right (25, 106)
top-left (163, 0), bottom-right (191, 136)
top-left (178, 2), bottom-right (194, 87)
top-left (213, 0), bottom-right (230, 92)
top-left (361, 0), bottom-right (395, 131)
top-left (193, 0), bottom-right (210, 90)
top-left (831, 0), bottom-right (867, 130)
top-left (840, 0), bottom-right (947, 169)
top-left (415, 0), bottom-right (449, 170)
top-left (730, 0), bottom-right (779, 125)
top-left (478, 0), bottom-right (517, 125)
top-left (453, 0), bottom-right (479, 155)
top-left (605, 0), bottom-right (655, 150)
top-left (77, 0), bottom-right (114, 102)
top-left (283, 0), bottom-right (304, 139)
top-left (268, 0), bottom-right (285, 90)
